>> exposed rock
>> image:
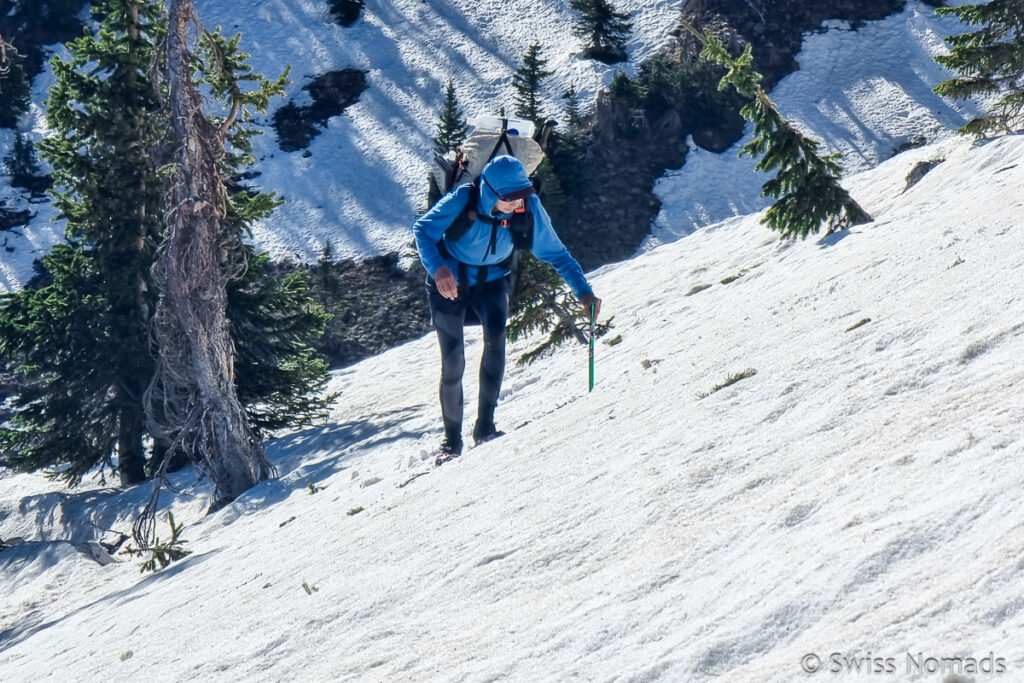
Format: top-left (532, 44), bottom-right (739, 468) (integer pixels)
top-left (11, 174), bottom-right (52, 196)
top-left (904, 159), bottom-right (944, 192)
top-left (327, 0), bottom-right (365, 27)
top-left (680, 0), bottom-right (907, 89)
top-left (894, 136), bottom-right (929, 154)
top-left (553, 67), bottom-right (744, 270)
top-left (273, 69), bottom-right (368, 152)
top-left (0, 207), bottom-right (32, 231)
top-left (552, 0), bottom-right (916, 271)
top-left (581, 45), bottom-right (627, 65)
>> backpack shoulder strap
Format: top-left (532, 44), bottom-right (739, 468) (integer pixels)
top-left (508, 207), bottom-right (534, 250)
top-left (486, 129), bottom-right (515, 163)
top-left (441, 180), bottom-right (480, 246)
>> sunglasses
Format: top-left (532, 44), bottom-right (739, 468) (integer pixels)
top-left (484, 177), bottom-right (536, 203)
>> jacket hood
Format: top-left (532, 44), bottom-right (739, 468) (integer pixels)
top-left (479, 155), bottom-right (535, 213)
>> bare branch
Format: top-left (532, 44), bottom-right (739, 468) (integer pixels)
top-left (218, 96), bottom-right (242, 138)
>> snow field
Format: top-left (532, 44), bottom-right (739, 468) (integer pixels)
top-left (3, 132), bottom-right (1023, 681)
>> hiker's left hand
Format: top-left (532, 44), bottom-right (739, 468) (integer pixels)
top-left (580, 292), bottom-right (601, 319)
top-left (434, 265), bottom-right (459, 300)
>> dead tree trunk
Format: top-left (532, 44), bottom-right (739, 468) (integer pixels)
top-left (138, 0), bottom-right (271, 539)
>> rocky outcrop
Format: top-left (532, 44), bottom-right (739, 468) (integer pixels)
top-left (0, 207), bottom-right (32, 231)
top-left (273, 69), bottom-right (368, 152)
top-left (904, 159), bottom-right (944, 192)
top-left (679, 0), bottom-right (907, 89)
top-left (327, 0), bottom-right (365, 27)
top-left (552, 0), bottom-right (917, 270)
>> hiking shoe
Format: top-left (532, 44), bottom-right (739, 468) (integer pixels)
top-left (473, 429), bottom-right (505, 447)
top-left (434, 439), bottom-right (463, 467)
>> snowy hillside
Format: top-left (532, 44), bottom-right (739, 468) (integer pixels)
top-left (647, 1), bottom-right (987, 247)
top-left (1, 0), bottom-right (680, 291)
top-left (1, 0), bottom-right (981, 292)
top-left (3, 124), bottom-right (1024, 680)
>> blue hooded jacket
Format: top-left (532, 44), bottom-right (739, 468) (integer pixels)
top-left (413, 155), bottom-right (592, 298)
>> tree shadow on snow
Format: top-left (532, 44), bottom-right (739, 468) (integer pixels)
top-left (6, 406), bottom-right (426, 545)
top-left (0, 550), bottom-right (216, 654)
top-left (218, 406), bottom-right (426, 517)
top-left (817, 229), bottom-right (853, 248)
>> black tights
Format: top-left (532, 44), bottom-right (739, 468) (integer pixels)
top-left (427, 275), bottom-right (510, 447)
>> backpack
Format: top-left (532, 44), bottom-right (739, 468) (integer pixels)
top-left (427, 117), bottom-right (555, 314)
top-left (427, 116), bottom-right (553, 208)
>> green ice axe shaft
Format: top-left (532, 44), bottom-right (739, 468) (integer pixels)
top-left (588, 302), bottom-right (595, 392)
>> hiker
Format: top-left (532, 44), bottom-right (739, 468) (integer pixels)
top-left (413, 154), bottom-right (600, 464)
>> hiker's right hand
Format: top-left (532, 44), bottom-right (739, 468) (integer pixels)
top-left (580, 291), bottom-right (601, 318)
top-left (434, 265), bottom-right (459, 300)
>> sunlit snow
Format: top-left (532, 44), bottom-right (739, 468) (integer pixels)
top-left (3, 2), bottom-right (1022, 682)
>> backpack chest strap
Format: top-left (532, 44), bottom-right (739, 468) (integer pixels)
top-left (440, 183), bottom-right (532, 258)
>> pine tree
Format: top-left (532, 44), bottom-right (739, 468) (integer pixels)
top-left (3, 0), bottom-right (172, 486)
top-left (0, 0), bottom-right (330, 492)
top-left (547, 85), bottom-right (590, 202)
top-left (564, 81), bottom-right (585, 130)
top-left (679, 19), bottom-right (871, 239)
top-left (570, 0), bottom-right (632, 64)
top-left (3, 132), bottom-right (45, 191)
top-left (0, 244), bottom-right (140, 486)
top-left (229, 250), bottom-right (334, 437)
top-left (4, 132), bottom-right (41, 178)
top-left (433, 78), bottom-right (469, 156)
top-left (933, 0), bottom-right (1024, 136)
top-left (513, 42), bottom-right (553, 127)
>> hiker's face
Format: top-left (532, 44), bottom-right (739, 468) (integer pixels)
top-left (495, 198), bottom-right (523, 213)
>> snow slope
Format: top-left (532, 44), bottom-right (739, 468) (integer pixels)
top-left (3, 127), bottom-right (1024, 680)
top-left (0, 0), bottom-right (980, 291)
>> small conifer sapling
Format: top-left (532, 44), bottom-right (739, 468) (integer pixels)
top-left (433, 78), bottom-right (469, 156)
top-left (513, 42), bottom-right (554, 128)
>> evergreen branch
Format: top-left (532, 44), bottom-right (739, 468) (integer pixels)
top-left (697, 368), bottom-right (757, 399)
top-left (679, 17), bottom-right (871, 239)
top-left (546, 296), bottom-right (588, 345)
top-left (219, 96), bottom-right (243, 138)
top-left (932, 0), bottom-right (1024, 135)
top-left (196, 27), bottom-right (244, 137)
top-left (122, 511), bottom-right (191, 573)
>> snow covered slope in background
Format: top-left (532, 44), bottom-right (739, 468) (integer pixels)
top-left (3, 128), bottom-right (1023, 681)
top-left (1, 0), bottom-right (678, 291)
top-left (187, 0), bottom-right (682, 264)
top-left (1, 0), bottom-right (980, 292)
top-left (646, 1), bottom-right (985, 248)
